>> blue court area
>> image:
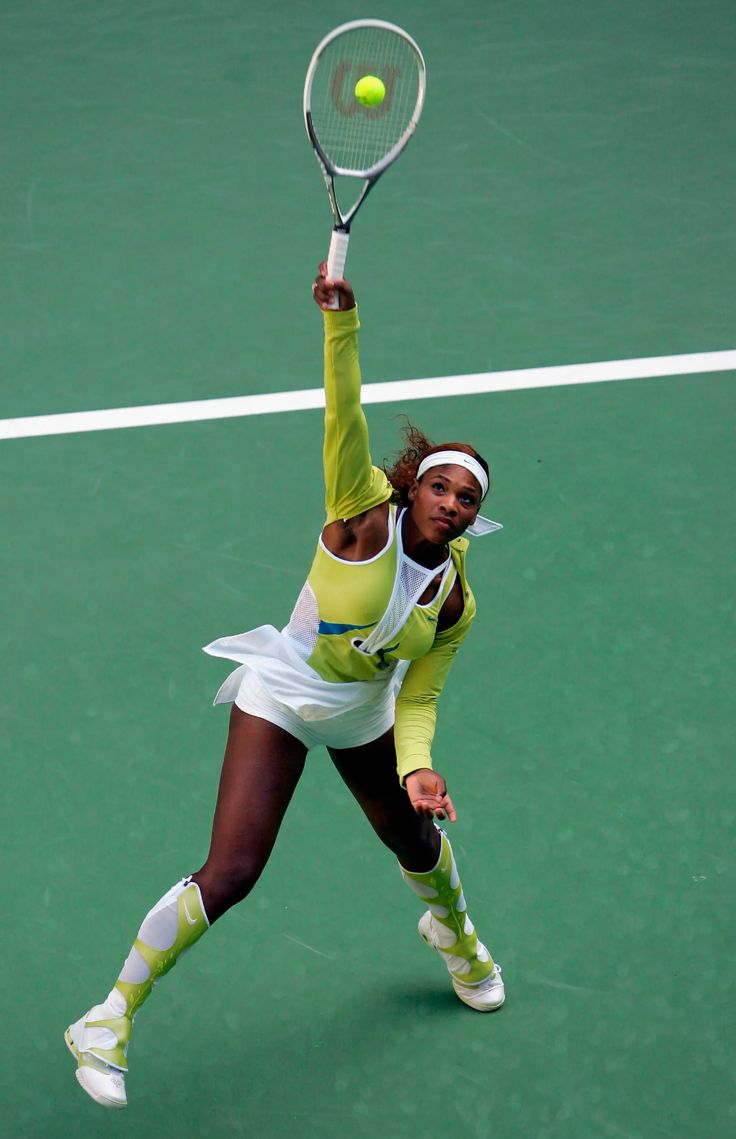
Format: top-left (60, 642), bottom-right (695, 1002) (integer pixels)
top-left (1, 2), bottom-right (734, 1137)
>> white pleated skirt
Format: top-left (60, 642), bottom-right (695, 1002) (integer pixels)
top-left (203, 624), bottom-right (402, 751)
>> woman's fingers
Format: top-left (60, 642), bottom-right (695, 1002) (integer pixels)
top-left (312, 264), bottom-right (355, 310)
top-left (442, 791), bottom-right (458, 823)
top-left (404, 769), bottom-right (457, 823)
top-left (410, 792), bottom-right (457, 823)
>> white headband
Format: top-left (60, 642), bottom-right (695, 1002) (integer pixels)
top-left (416, 450), bottom-right (489, 498)
top-left (415, 450), bottom-right (502, 538)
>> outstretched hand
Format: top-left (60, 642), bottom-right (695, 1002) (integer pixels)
top-left (312, 261), bottom-right (356, 311)
top-left (405, 768), bottom-right (457, 823)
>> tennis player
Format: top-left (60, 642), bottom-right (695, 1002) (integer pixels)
top-left (65, 266), bottom-right (505, 1109)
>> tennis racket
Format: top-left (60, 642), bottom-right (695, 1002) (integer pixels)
top-left (303, 19), bottom-right (426, 306)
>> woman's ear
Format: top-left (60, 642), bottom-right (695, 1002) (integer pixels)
top-left (408, 479), bottom-right (418, 502)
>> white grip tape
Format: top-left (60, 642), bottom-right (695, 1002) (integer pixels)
top-left (325, 230), bottom-right (349, 309)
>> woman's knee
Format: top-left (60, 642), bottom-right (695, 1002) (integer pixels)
top-left (373, 810), bottom-right (440, 869)
top-left (192, 855), bottom-right (265, 921)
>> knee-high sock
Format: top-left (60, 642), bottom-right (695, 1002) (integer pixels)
top-left (81, 877), bottom-right (209, 1071)
top-left (115, 876), bottom-right (209, 1015)
top-left (400, 830), bottom-right (494, 984)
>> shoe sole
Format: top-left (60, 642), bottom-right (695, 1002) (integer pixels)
top-left (64, 1028), bottom-right (127, 1110)
top-left (452, 980), bottom-right (505, 1012)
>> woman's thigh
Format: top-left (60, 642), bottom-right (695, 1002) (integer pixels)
top-left (328, 728), bottom-right (439, 872)
top-left (193, 705), bottom-right (308, 920)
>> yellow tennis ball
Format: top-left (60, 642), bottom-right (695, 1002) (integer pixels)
top-left (355, 75), bottom-right (386, 107)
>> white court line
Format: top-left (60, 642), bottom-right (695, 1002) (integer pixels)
top-left (0, 349), bottom-right (734, 441)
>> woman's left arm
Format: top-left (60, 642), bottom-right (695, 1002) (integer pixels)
top-left (393, 602), bottom-right (475, 789)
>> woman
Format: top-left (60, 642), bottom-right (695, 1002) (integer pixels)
top-left (65, 267), bottom-right (505, 1110)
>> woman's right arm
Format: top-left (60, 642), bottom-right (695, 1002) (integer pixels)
top-left (313, 270), bottom-right (392, 525)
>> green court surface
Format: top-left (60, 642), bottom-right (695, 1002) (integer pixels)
top-left (2, 3), bottom-right (734, 1137)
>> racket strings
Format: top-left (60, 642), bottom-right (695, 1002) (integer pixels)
top-left (310, 27), bottom-right (422, 174)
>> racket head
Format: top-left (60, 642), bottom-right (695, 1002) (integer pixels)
top-left (304, 19), bottom-right (426, 179)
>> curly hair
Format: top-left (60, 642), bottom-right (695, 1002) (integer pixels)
top-left (382, 418), bottom-right (489, 507)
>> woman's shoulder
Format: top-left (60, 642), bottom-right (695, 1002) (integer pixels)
top-left (450, 537), bottom-right (477, 619)
top-left (450, 535), bottom-right (470, 555)
top-left (449, 535), bottom-right (471, 576)
top-left (321, 492), bottom-right (394, 561)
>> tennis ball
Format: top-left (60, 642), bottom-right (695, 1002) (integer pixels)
top-left (355, 75), bottom-right (386, 107)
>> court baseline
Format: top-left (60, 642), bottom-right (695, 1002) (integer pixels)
top-left (1, 348), bottom-right (734, 441)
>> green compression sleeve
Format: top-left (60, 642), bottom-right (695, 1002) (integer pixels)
top-left (322, 307), bottom-right (392, 524)
top-left (394, 607), bottom-right (474, 783)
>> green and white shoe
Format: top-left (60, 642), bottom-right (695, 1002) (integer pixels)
top-left (64, 1002), bottom-right (129, 1109)
top-left (418, 910), bottom-right (505, 1012)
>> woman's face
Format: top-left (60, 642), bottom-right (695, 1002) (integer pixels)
top-left (408, 463), bottom-right (482, 543)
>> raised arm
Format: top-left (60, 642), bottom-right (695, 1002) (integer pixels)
top-left (313, 269), bottom-right (391, 524)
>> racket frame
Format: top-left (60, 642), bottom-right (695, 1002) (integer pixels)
top-left (303, 19), bottom-right (426, 289)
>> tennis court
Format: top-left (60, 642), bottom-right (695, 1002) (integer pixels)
top-left (2, 2), bottom-right (734, 1136)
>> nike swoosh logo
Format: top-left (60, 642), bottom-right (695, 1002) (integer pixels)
top-left (183, 898), bottom-right (198, 926)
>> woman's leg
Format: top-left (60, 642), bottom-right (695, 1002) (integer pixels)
top-left (192, 704), bottom-right (308, 921)
top-left (328, 727), bottom-right (441, 870)
top-left (328, 729), bottom-right (504, 1012)
top-left (67, 706), bottom-right (308, 1108)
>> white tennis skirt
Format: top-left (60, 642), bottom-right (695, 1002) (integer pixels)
top-left (203, 624), bottom-right (399, 752)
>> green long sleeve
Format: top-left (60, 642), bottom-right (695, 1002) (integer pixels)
top-left (322, 307), bottom-right (392, 523)
top-left (394, 592), bottom-right (475, 783)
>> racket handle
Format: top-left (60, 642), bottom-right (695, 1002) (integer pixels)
top-left (325, 228), bottom-right (349, 310)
